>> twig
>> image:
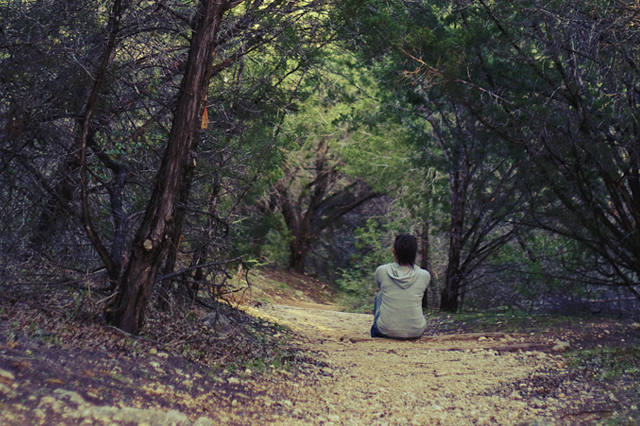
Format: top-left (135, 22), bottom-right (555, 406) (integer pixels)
top-left (0, 294), bottom-right (64, 315)
top-left (156, 256), bottom-right (246, 282)
top-left (96, 291), bottom-right (119, 307)
top-left (433, 343), bottom-right (552, 353)
top-left (166, 337), bottom-right (208, 347)
top-left (420, 332), bottom-right (525, 342)
top-left (102, 325), bottom-right (138, 338)
top-left (560, 410), bottom-right (613, 419)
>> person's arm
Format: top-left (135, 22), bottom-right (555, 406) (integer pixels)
top-left (375, 265), bottom-right (383, 290)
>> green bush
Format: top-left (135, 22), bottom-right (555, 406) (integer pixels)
top-left (336, 219), bottom-right (395, 311)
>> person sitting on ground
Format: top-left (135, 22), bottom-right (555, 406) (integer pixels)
top-left (371, 234), bottom-right (431, 339)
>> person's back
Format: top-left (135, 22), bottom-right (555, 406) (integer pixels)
top-left (374, 263), bottom-right (430, 338)
top-left (371, 234), bottom-right (431, 339)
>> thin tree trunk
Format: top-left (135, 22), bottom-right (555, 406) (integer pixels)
top-left (78, 0), bottom-right (125, 283)
top-left (420, 220), bottom-right (431, 309)
top-left (441, 169), bottom-right (465, 312)
top-left (106, 0), bottom-right (229, 333)
top-left (441, 249), bottom-right (462, 312)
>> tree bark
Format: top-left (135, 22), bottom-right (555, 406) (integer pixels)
top-left (106, 0), bottom-right (231, 333)
top-left (440, 167), bottom-right (466, 312)
top-left (289, 235), bottom-right (312, 273)
top-left (420, 220), bottom-right (431, 309)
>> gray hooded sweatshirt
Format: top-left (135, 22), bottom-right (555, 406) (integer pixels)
top-left (375, 263), bottom-right (430, 338)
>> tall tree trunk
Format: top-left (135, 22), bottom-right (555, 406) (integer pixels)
top-left (441, 235), bottom-right (462, 312)
top-left (289, 235), bottom-right (311, 273)
top-left (440, 169), bottom-right (465, 312)
top-left (106, 0), bottom-right (229, 333)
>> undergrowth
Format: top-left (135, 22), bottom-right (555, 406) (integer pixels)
top-left (567, 346), bottom-right (640, 382)
top-left (1, 281), bottom-right (306, 377)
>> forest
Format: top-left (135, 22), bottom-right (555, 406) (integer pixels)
top-left (1, 0), bottom-right (639, 335)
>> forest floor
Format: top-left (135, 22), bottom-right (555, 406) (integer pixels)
top-left (0, 268), bottom-right (639, 425)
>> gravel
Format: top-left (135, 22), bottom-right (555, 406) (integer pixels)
top-left (227, 304), bottom-right (601, 426)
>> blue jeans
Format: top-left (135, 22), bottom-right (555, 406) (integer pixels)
top-left (370, 293), bottom-right (387, 338)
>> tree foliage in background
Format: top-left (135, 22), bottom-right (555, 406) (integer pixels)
top-left (443, 0), bottom-right (640, 307)
top-left (3, 0), bottom-right (638, 322)
top-left (335, 0), bottom-right (639, 314)
top-left (256, 54), bottom-right (419, 274)
top-left (0, 0), bottom-right (337, 333)
top-left (334, 0), bottom-right (532, 311)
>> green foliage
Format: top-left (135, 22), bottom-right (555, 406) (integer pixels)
top-left (336, 219), bottom-right (406, 311)
top-left (568, 346), bottom-right (640, 381)
top-left (337, 0), bottom-right (640, 313)
top-left (452, 309), bottom-right (588, 334)
top-left (233, 212), bottom-right (292, 266)
top-left (279, 50), bottom-right (412, 188)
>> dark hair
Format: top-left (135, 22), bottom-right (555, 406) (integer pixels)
top-left (394, 234), bottom-right (417, 266)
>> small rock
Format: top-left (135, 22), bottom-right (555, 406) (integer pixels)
top-left (552, 341), bottom-right (571, 352)
top-left (34, 409), bottom-right (46, 421)
top-left (631, 323), bottom-right (640, 332)
top-left (0, 369), bottom-right (15, 384)
top-left (227, 377), bottom-right (240, 385)
top-left (53, 389), bottom-right (86, 406)
top-left (203, 313), bottom-right (234, 335)
top-left (340, 333), bottom-right (371, 343)
top-left (0, 383), bottom-right (17, 398)
top-left (193, 418), bottom-right (216, 426)
top-left (509, 391), bottom-right (522, 400)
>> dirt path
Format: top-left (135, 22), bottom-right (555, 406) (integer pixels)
top-left (0, 292), bottom-right (618, 426)
top-left (235, 302), bottom-right (604, 426)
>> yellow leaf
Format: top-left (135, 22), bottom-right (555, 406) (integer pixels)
top-left (201, 108), bottom-right (209, 129)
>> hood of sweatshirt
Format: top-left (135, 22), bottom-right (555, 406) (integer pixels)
top-left (385, 263), bottom-right (420, 289)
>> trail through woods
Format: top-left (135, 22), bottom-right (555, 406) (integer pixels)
top-left (0, 271), bottom-right (634, 425)
top-left (238, 303), bottom-right (599, 426)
